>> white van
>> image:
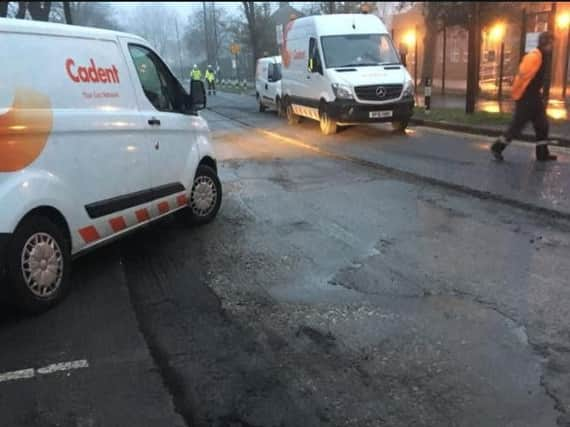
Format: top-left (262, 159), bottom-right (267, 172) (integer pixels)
top-left (255, 56), bottom-right (283, 115)
top-left (280, 14), bottom-right (415, 135)
top-left (0, 18), bottom-right (222, 312)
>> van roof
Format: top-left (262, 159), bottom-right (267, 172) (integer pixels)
top-left (296, 13), bottom-right (388, 37)
top-left (0, 17), bottom-right (146, 43)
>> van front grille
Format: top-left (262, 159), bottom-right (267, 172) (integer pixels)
top-left (354, 84), bottom-right (403, 101)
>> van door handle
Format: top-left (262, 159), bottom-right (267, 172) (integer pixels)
top-left (148, 117), bottom-right (161, 126)
top-left (155, 141), bottom-right (160, 150)
top-left (306, 76), bottom-right (311, 80)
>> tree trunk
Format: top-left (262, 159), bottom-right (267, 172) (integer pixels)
top-left (0, 1), bottom-right (8, 18)
top-left (242, 1), bottom-right (259, 80)
top-left (466, 2), bottom-right (481, 114)
top-left (28, 1), bottom-right (51, 21)
top-left (421, 19), bottom-right (439, 88)
top-left (63, 1), bottom-right (72, 24)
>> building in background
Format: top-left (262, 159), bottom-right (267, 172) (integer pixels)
top-left (390, 1), bottom-right (570, 100)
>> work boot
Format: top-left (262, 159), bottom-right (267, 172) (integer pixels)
top-left (536, 143), bottom-right (557, 161)
top-left (490, 136), bottom-right (508, 161)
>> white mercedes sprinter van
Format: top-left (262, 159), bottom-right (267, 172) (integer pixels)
top-left (255, 55), bottom-right (283, 115)
top-left (281, 14), bottom-right (415, 135)
top-left (0, 18), bottom-right (222, 312)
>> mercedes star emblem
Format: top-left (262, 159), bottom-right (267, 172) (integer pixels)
top-left (376, 86), bottom-right (387, 98)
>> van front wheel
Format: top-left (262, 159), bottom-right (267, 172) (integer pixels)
top-left (5, 216), bottom-right (72, 314)
top-left (392, 120), bottom-right (409, 133)
top-left (179, 165), bottom-right (222, 226)
top-left (319, 107), bottom-right (337, 135)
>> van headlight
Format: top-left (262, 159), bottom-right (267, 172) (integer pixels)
top-left (402, 79), bottom-right (415, 97)
top-left (332, 83), bottom-right (353, 99)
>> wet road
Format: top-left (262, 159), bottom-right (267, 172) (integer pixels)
top-left (1, 91), bottom-right (570, 426)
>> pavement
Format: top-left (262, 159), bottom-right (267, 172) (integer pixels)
top-left (1, 91), bottom-right (570, 426)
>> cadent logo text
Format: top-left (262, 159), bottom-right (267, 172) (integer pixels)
top-left (66, 58), bottom-right (120, 84)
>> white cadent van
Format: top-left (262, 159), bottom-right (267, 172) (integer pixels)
top-left (255, 55), bottom-right (283, 115)
top-left (0, 18), bottom-right (222, 312)
top-left (280, 14), bottom-right (415, 135)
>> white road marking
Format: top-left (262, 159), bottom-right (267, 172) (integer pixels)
top-left (37, 359), bottom-right (89, 375)
top-left (0, 368), bottom-right (35, 383)
top-left (0, 359), bottom-right (89, 384)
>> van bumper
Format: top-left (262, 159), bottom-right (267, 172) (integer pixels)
top-left (328, 97), bottom-right (415, 124)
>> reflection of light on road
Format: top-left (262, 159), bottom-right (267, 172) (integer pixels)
top-left (547, 107), bottom-right (567, 120)
top-left (474, 142), bottom-right (490, 150)
top-left (480, 104), bottom-right (500, 113)
top-left (8, 125), bottom-right (27, 131)
top-left (126, 145), bottom-right (137, 152)
top-left (405, 128), bottom-right (416, 135)
top-left (546, 100), bottom-right (568, 120)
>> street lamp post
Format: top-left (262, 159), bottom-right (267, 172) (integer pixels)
top-left (558, 12), bottom-right (570, 99)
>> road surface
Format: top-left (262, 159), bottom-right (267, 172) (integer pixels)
top-left (1, 91), bottom-right (569, 427)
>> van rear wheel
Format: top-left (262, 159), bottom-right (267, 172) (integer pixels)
top-left (286, 101), bottom-right (301, 125)
top-left (5, 216), bottom-right (71, 314)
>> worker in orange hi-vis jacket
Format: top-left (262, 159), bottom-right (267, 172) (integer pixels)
top-left (490, 32), bottom-right (557, 162)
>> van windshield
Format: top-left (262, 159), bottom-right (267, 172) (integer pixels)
top-left (320, 34), bottom-right (400, 69)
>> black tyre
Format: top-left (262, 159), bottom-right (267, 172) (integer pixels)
top-left (286, 100), bottom-right (301, 125)
top-left (259, 99), bottom-right (267, 113)
top-left (276, 97), bottom-right (283, 118)
top-left (391, 120), bottom-right (409, 133)
top-left (319, 104), bottom-right (338, 135)
top-left (180, 165), bottom-right (222, 226)
top-left (5, 216), bottom-right (71, 314)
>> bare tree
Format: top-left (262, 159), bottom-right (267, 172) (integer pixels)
top-left (242, 1), bottom-right (259, 74)
top-left (241, 1), bottom-right (278, 78)
top-left (125, 5), bottom-right (176, 58)
top-left (185, 5), bottom-right (230, 66)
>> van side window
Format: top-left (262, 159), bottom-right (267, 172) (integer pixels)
top-left (308, 38), bottom-right (321, 73)
top-left (273, 63), bottom-right (282, 81)
top-left (128, 45), bottom-right (181, 112)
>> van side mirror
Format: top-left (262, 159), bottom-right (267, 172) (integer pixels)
top-left (189, 79), bottom-right (206, 111)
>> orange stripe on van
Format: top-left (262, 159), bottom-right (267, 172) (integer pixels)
top-left (177, 194), bottom-right (188, 207)
top-left (109, 216), bottom-right (127, 232)
top-left (135, 208), bottom-right (150, 223)
top-left (158, 201), bottom-right (170, 215)
top-left (79, 226), bottom-right (100, 243)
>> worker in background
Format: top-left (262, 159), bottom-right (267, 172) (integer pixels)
top-left (490, 32), bottom-right (557, 162)
top-left (190, 64), bottom-right (202, 81)
top-left (205, 65), bottom-right (216, 96)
